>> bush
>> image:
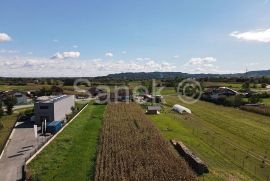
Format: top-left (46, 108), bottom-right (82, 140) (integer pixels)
top-left (240, 105), bottom-right (270, 117)
top-left (0, 121), bottom-right (3, 130)
top-left (3, 96), bottom-right (17, 115)
top-left (261, 83), bottom-right (267, 88)
top-left (202, 95), bottom-right (244, 107)
top-left (0, 106), bottom-right (3, 117)
top-left (248, 95), bottom-right (262, 104)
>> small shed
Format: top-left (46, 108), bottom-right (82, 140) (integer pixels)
top-left (147, 106), bottom-right (161, 115)
top-left (172, 104), bottom-right (191, 114)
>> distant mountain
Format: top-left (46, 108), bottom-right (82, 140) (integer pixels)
top-left (246, 70), bottom-right (270, 77)
top-left (106, 72), bottom-right (188, 79)
top-left (104, 70), bottom-right (270, 80)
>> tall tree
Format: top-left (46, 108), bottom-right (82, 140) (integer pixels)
top-left (3, 95), bottom-right (17, 115)
top-left (0, 100), bottom-right (4, 117)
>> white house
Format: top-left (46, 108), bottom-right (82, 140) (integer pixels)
top-left (14, 92), bottom-right (28, 105)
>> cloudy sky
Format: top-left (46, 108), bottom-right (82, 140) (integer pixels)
top-left (0, 0), bottom-right (270, 77)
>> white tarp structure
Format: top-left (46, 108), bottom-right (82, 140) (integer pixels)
top-left (172, 104), bottom-right (191, 114)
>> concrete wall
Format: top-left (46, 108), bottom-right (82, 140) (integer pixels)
top-left (53, 95), bottom-right (75, 121)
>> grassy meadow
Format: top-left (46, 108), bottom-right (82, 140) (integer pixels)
top-left (27, 103), bottom-right (106, 181)
top-left (148, 95), bottom-right (270, 181)
top-left (262, 98), bottom-right (270, 105)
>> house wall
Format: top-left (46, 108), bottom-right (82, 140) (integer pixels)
top-left (53, 95), bottom-right (75, 121)
top-left (34, 102), bottom-right (54, 124)
top-left (14, 93), bottom-right (27, 105)
top-left (147, 110), bottom-right (158, 114)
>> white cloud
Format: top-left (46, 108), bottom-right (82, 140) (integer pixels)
top-left (0, 49), bottom-right (19, 54)
top-left (230, 28), bottom-right (270, 42)
top-left (105, 52), bottom-right (113, 57)
top-left (173, 55), bottom-right (179, 58)
top-left (0, 33), bottom-right (12, 42)
top-left (136, 57), bottom-right (151, 61)
top-left (184, 57), bottom-right (219, 73)
top-left (0, 56), bottom-right (175, 77)
top-left (51, 51), bottom-right (80, 59)
top-left (187, 57), bottom-right (216, 65)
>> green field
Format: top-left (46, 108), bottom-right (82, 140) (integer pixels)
top-left (202, 82), bottom-right (242, 89)
top-left (262, 98), bottom-right (270, 105)
top-left (27, 103), bottom-right (106, 181)
top-left (148, 96), bottom-right (270, 181)
top-left (160, 87), bottom-right (176, 95)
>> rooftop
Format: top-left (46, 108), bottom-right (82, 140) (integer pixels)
top-left (147, 106), bottom-right (161, 111)
top-left (36, 95), bottom-right (72, 104)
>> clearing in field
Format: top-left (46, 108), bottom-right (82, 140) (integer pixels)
top-left (148, 95), bottom-right (270, 180)
top-left (94, 102), bottom-right (196, 181)
top-left (27, 103), bottom-right (106, 181)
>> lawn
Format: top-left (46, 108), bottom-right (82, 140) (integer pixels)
top-left (262, 98), bottom-right (270, 105)
top-left (27, 103), bottom-right (106, 181)
top-left (148, 96), bottom-right (270, 181)
top-left (202, 82), bottom-right (242, 89)
top-left (160, 87), bottom-right (176, 95)
top-left (0, 114), bottom-right (18, 153)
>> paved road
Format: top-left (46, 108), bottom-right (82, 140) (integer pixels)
top-left (2, 104), bottom-right (34, 112)
top-left (0, 121), bottom-right (48, 181)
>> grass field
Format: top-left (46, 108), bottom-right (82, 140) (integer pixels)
top-left (160, 87), bottom-right (176, 95)
top-left (0, 114), bottom-right (18, 153)
top-left (148, 96), bottom-right (270, 180)
top-left (263, 98), bottom-right (270, 105)
top-left (95, 103), bottom-right (196, 181)
top-left (27, 103), bottom-right (106, 181)
top-left (202, 82), bottom-right (242, 89)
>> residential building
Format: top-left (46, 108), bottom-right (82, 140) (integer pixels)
top-left (13, 92), bottom-right (28, 105)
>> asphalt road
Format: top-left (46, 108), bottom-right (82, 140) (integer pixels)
top-left (0, 120), bottom-right (47, 181)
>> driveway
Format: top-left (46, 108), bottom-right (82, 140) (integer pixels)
top-left (0, 120), bottom-right (49, 181)
top-left (2, 104), bottom-right (34, 112)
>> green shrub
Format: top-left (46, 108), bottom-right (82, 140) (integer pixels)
top-left (248, 95), bottom-right (262, 104)
top-left (0, 121), bottom-right (3, 130)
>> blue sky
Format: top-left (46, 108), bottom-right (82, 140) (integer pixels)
top-left (0, 0), bottom-right (270, 77)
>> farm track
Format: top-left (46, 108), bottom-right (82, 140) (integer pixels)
top-left (94, 102), bottom-right (197, 181)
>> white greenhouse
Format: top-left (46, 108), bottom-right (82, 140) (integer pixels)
top-left (172, 104), bottom-right (191, 114)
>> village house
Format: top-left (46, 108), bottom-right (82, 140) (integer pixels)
top-left (202, 87), bottom-right (239, 100)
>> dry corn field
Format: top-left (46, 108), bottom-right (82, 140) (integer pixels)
top-left (94, 103), bottom-right (196, 181)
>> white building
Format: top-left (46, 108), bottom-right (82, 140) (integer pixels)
top-left (13, 92), bottom-right (27, 105)
top-left (34, 95), bottom-right (75, 124)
